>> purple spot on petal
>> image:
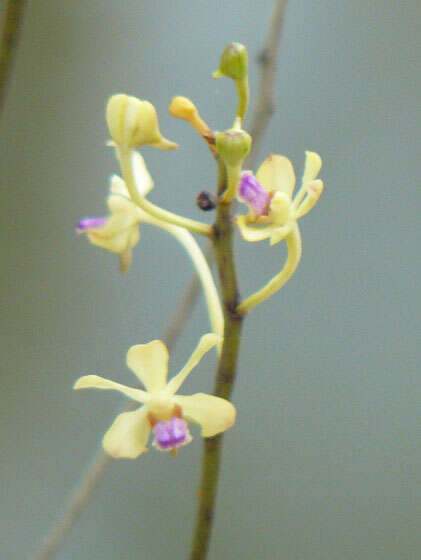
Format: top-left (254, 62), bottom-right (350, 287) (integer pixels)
top-left (238, 173), bottom-right (270, 216)
top-left (76, 216), bottom-right (108, 233)
top-left (152, 417), bottom-right (190, 451)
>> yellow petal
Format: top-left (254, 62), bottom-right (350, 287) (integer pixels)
top-left (118, 227), bottom-right (139, 271)
top-left (256, 154), bottom-right (295, 197)
top-left (126, 340), bottom-right (169, 392)
top-left (301, 151), bottom-right (322, 185)
top-left (236, 215), bottom-right (275, 242)
top-left (166, 333), bottom-right (219, 395)
top-left (108, 175), bottom-right (134, 213)
top-left (132, 152), bottom-right (154, 196)
top-left (102, 407), bottom-right (150, 459)
top-left (173, 393), bottom-right (236, 437)
top-left (295, 179), bottom-right (324, 219)
top-left (87, 227), bottom-right (131, 254)
top-left (268, 191), bottom-right (293, 226)
top-left (74, 375), bottom-right (149, 403)
top-left (99, 211), bottom-right (135, 235)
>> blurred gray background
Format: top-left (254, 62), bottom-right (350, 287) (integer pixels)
top-left (0, 1), bottom-right (420, 559)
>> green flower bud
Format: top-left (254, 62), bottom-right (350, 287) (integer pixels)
top-left (213, 42), bottom-right (248, 81)
top-left (216, 128), bottom-right (252, 202)
top-left (215, 128), bottom-right (251, 166)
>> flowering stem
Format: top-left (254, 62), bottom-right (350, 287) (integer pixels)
top-left (118, 147), bottom-right (213, 237)
top-left (237, 223), bottom-right (302, 314)
top-left (189, 161), bottom-right (244, 560)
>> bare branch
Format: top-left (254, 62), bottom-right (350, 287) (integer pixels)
top-left (0, 0), bottom-right (27, 118)
top-left (247, 0), bottom-right (288, 170)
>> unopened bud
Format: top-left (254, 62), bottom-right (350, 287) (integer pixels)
top-left (196, 190), bottom-right (217, 211)
top-left (169, 96), bottom-right (198, 121)
top-left (106, 94), bottom-right (178, 151)
top-left (168, 96), bottom-right (214, 153)
top-left (215, 128), bottom-right (251, 167)
top-left (213, 42), bottom-right (248, 81)
top-left (216, 129), bottom-right (252, 202)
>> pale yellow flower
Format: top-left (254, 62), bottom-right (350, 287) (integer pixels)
top-left (235, 152), bottom-right (324, 313)
top-left (77, 152), bottom-right (152, 272)
top-left (106, 94), bottom-right (178, 151)
top-left (236, 151), bottom-right (323, 246)
top-left (74, 334), bottom-right (235, 459)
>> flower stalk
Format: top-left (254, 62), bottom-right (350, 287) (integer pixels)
top-left (189, 161), bottom-right (244, 560)
top-left (237, 222), bottom-right (302, 313)
top-left (144, 217), bottom-right (224, 347)
top-left (157, 223), bottom-right (224, 348)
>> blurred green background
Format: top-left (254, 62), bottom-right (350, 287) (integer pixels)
top-left (0, 1), bottom-right (420, 559)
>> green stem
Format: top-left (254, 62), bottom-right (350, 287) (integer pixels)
top-left (235, 76), bottom-right (249, 125)
top-left (189, 162), bottom-right (244, 560)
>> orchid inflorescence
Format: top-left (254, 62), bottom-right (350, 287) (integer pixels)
top-left (75, 42), bottom-right (323, 460)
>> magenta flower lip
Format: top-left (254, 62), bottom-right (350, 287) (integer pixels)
top-left (152, 417), bottom-right (190, 451)
top-left (76, 216), bottom-right (108, 233)
top-left (239, 172), bottom-right (270, 216)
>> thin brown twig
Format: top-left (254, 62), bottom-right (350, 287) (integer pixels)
top-left (0, 0), bottom-right (27, 118)
top-left (246, 0), bottom-right (287, 170)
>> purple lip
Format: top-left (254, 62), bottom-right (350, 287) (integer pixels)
top-left (238, 172), bottom-right (270, 216)
top-left (152, 417), bottom-right (190, 450)
top-left (76, 216), bottom-right (108, 233)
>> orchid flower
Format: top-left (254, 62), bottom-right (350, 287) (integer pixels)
top-left (236, 151), bottom-right (323, 246)
top-left (74, 333), bottom-right (235, 458)
top-left (77, 151), bottom-right (224, 343)
top-left (77, 152), bottom-right (152, 272)
top-left (235, 152), bottom-right (323, 313)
